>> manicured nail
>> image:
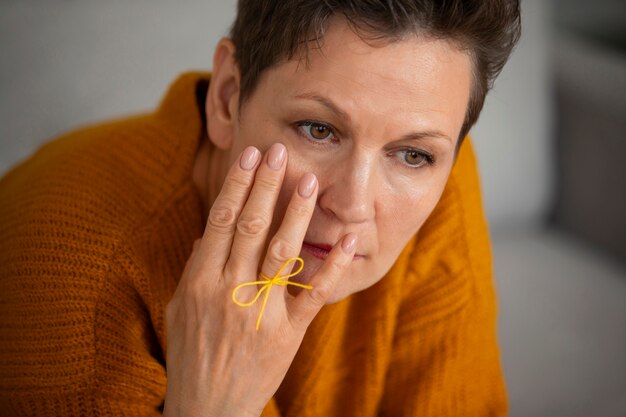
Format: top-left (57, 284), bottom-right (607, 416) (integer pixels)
top-left (342, 233), bottom-right (357, 254)
top-left (298, 173), bottom-right (317, 198)
top-left (267, 143), bottom-right (286, 170)
top-left (240, 146), bottom-right (260, 170)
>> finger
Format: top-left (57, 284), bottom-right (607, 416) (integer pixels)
top-left (251, 173), bottom-right (318, 326)
top-left (286, 233), bottom-right (357, 330)
top-left (226, 143), bottom-right (287, 280)
top-left (197, 146), bottom-right (261, 272)
top-left (259, 172), bottom-right (318, 286)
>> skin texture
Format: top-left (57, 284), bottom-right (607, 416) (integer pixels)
top-left (165, 18), bottom-right (472, 416)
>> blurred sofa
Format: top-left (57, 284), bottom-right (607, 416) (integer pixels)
top-left (490, 22), bottom-right (626, 417)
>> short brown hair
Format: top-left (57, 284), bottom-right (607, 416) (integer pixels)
top-left (230, 0), bottom-right (521, 141)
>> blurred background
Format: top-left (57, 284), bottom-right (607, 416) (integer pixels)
top-left (0, 0), bottom-right (624, 415)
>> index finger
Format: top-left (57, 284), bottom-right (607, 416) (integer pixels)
top-left (196, 146), bottom-right (261, 270)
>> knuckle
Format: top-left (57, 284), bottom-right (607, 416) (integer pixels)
top-left (225, 284), bottom-right (250, 311)
top-left (286, 201), bottom-right (310, 218)
top-left (255, 174), bottom-right (281, 191)
top-left (327, 258), bottom-right (346, 275)
top-left (267, 238), bottom-right (296, 261)
top-left (308, 285), bottom-right (332, 306)
top-left (208, 205), bottom-right (237, 230)
top-left (228, 172), bottom-right (252, 188)
top-left (236, 215), bottom-right (269, 237)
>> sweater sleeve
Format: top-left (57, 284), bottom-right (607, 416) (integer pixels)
top-left (378, 139), bottom-right (507, 416)
top-left (0, 239), bottom-right (168, 416)
top-left (0, 72), bottom-right (206, 416)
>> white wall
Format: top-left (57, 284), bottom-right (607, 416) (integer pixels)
top-left (0, 0), bottom-right (552, 229)
top-left (0, 0), bottom-right (236, 173)
top-left (472, 0), bottom-right (553, 228)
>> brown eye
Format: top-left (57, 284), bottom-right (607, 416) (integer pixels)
top-left (405, 150), bottom-right (426, 166)
top-left (398, 149), bottom-right (433, 168)
top-left (299, 122), bottom-right (334, 141)
top-left (311, 124), bottom-right (331, 140)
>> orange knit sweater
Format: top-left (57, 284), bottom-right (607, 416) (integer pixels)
top-left (0, 72), bottom-right (506, 416)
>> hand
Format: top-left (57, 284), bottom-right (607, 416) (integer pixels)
top-left (163, 143), bottom-right (357, 417)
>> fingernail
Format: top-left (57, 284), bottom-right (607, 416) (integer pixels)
top-left (342, 233), bottom-right (357, 254)
top-left (298, 173), bottom-right (317, 198)
top-left (240, 146), bottom-right (260, 170)
top-left (267, 143), bottom-right (287, 170)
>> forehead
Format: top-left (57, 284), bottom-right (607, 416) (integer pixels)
top-left (256, 19), bottom-right (472, 136)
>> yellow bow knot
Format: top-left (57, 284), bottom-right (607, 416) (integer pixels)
top-left (232, 257), bottom-right (313, 331)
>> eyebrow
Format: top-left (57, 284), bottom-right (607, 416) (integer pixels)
top-left (293, 91), bottom-right (453, 144)
top-left (294, 92), bottom-right (352, 122)
top-left (397, 130), bottom-right (453, 144)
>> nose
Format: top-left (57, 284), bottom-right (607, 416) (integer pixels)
top-left (317, 152), bottom-right (377, 224)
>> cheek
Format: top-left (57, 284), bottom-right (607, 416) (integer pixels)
top-left (235, 112), bottom-right (281, 154)
top-left (379, 183), bottom-right (441, 247)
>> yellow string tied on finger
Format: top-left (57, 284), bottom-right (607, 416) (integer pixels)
top-left (232, 257), bottom-right (313, 331)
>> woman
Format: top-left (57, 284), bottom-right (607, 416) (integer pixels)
top-left (0, 1), bottom-right (521, 416)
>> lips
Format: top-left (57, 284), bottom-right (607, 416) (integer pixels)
top-left (301, 241), bottom-right (365, 260)
top-left (302, 242), bottom-right (332, 260)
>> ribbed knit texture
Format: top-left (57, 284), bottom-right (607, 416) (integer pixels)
top-left (0, 72), bottom-right (506, 416)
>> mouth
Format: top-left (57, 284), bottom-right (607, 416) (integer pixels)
top-left (301, 241), bottom-right (365, 261)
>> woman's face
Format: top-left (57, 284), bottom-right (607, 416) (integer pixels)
top-left (210, 20), bottom-right (472, 303)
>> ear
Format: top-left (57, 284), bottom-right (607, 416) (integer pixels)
top-left (205, 38), bottom-right (240, 150)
